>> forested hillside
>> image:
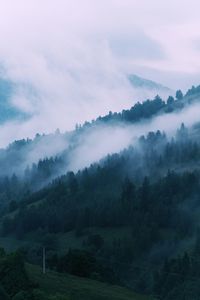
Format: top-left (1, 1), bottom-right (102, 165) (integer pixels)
top-left (0, 84), bottom-right (199, 180)
top-left (1, 86), bottom-right (200, 299)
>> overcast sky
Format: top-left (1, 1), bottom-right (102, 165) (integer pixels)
top-left (0, 0), bottom-right (200, 144)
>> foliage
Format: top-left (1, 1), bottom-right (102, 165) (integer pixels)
top-left (0, 251), bottom-right (31, 297)
top-left (1, 86), bottom-right (200, 297)
top-left (0, 284), bottom-right (10, 300)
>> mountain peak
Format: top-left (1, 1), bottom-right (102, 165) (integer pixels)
top-left (128, 74), bottom-right (171, 91)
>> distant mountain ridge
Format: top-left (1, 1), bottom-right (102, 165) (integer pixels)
top-left (128, 74), bottom-right (171, 92)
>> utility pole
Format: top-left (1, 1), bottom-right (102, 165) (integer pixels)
top-left (42, 246), bottom-right (46, 274)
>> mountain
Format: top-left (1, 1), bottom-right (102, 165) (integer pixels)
top-left (128, 74), bottom-right (172, 92)
top-left (0, 84), bottom-right (197, 180)
top-left (1, 84), bottom-right (200, 298)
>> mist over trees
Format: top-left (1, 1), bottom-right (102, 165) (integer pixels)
top-left (1, 85), bottom-right (200, 298)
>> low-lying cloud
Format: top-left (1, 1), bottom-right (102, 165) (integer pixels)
top-left (63, 100), bottom-right (200, 172)
top-left (2, 98), bottom-right (200, 180)
top-left (0, 0), bottom-right (199, 146)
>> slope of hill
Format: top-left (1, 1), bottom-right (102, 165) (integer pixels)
top-left (2, 84), bottom-right (200, 298)
top-left (0, 83), bottom-right (193, 180)
top-left (2, 122), bottom-right (200, 296)
top-left (27, 264), bottom-right (151, 300)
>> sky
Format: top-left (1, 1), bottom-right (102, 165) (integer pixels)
top-left (0, 0), bottom-right (200, 145)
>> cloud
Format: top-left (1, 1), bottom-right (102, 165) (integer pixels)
top-left (0, 0), bottom-right (199, 145)
top-left (68, 100), bottom-right (200, 172)
top-left (110, 31), bottom-right (165, 60)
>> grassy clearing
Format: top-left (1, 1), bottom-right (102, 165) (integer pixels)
top-left (27, 264), bottom-right (152, 300)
